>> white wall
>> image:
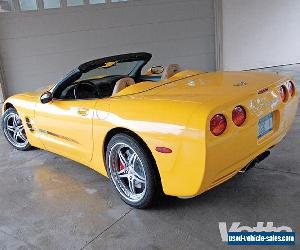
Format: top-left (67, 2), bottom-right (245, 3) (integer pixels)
top-left (222, 0), bottom-right (300, 70)
top-left (0, 0), bottom-right (216, 96)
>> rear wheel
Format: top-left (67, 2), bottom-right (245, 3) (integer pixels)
top-left (1, 108), bottom-right (32, 151)
top-left (106, 133), bottom-right (159, 208)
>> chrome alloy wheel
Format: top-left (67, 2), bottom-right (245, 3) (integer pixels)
top-left (3, 113), bottom-right (28, 148)
top-left (108, 143), bottom-right (147, 203)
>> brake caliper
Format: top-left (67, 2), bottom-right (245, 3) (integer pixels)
top-left (119, 160), bottom-right (125, 171)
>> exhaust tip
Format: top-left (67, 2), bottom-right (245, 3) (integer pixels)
top-left (239, 150), bottom-right (271, 173)
top-left (256, 150), bottom-right (271, 163)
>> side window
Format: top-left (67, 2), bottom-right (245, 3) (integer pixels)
top-left (89, 0), bottom-right (105, 4)
top-left (0, 0), bottom-right (131, 14)
top-left (66, 0), bottom-right (84, 6)
top-left (19, 0), bottom-right (37, 11)
top-left (43, 0), bottom-right (60, 9)
top-left (0, 0), bottom-right (14, 12)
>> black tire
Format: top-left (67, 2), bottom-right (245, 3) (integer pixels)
top-left (1, 107), bottom-right (32, 151)
top-left (106, 133), bottom-right (160, 209)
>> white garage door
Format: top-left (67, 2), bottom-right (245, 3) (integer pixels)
top-left (0, 0), bottom-right (216, 96)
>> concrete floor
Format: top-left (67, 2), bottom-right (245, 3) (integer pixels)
top-left (0, 65), bottom-right (299, 250)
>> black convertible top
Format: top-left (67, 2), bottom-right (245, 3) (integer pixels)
top-left (79, 52), bottom-right (152, 73)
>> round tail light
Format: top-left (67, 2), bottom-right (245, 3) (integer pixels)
top-left (280, 85), bottom-right (288, 103)
top-left (287, 81), bottom-right (295, 97)
top-left (210, 114), bottom-right (227, 136)
top-left (232, 106), bottom-right (247, 127)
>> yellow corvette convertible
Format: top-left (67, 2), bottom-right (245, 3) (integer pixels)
top-left (1, 52), bottom-right (298, 208)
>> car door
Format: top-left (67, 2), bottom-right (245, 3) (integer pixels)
top-left (34, 99), bottom-right (97, 165)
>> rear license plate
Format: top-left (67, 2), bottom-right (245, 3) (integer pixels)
top-left (258, 113), bottom-right (273, 139)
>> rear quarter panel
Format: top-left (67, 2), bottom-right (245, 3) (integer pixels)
top-left (90, 96), bottom-right (208, 196)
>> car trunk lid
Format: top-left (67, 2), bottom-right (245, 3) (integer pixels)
top-left (135, 71), bottom-right (289, 105)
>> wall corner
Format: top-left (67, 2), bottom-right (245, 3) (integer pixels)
top-left (214, 0), bottom-right (223, 71)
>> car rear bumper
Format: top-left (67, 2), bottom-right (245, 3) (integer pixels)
top-left (160, 88), bottom-right (298, 197)
top-left (201, 94), bottom-right (298, 195)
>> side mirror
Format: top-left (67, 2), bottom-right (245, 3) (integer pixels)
top-left (150, 65), bottom-right (164, 75)
top-left (40, 91), bottom-right (53, 104)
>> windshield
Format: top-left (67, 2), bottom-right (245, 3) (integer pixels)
top-left (79, 60), bottom-right (141, 81)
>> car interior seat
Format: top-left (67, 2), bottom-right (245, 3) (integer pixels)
top-left (112, 77), bottom-right (135, 95)
top-left (161, 64), bottom-right (182, 80)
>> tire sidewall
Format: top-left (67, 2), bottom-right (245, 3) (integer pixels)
top-left (106, 133), bottom-right (157, 209)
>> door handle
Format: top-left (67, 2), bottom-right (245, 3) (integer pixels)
top-left (77, 108), bottom-right (89, 116)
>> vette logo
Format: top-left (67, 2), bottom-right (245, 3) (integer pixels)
top-left (249, 91), bottom-right (280, 116)
top-left (219, 222), bottom-right (293, 242)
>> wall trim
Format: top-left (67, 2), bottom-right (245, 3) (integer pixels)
top-left (0, 55), bottom-right (6, 102)
top-left (214, 0), bottom-right (223, 70)
top-left (0, 61), bottom-right (5, 102)
top-left (0, 55), bottom-right (7, 103)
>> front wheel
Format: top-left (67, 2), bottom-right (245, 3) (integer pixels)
top-left (106, 134), bottom-right (160, 209)
top-left (1, 108), bottom-right (32, 151)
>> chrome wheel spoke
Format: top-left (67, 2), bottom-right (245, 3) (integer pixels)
top-left (7, 125), bottom-right (15, 132)
top-left (118, 172), bottom-right (129, 179)
top-left (13, 131), bottom-right (19, 141)
top-left (128, 177), bottom-right (136, 194)
top-left (133, 171), bottom-right (146, 184)
top-left (128, 153), bottom-right (137, 166)
top-left (18, 131), bottom-right (27, 142)
top-left (130, 155), bottom-right (146, 184)
top-left (12, 115), bottom-right (18, 127)
top-left (118, 151), bottom-right (128, 166)
top-left (117, 168), bottom-right (126, 175)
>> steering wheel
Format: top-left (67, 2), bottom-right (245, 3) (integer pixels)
top-left (73, 80), bottom-right (100, 99)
